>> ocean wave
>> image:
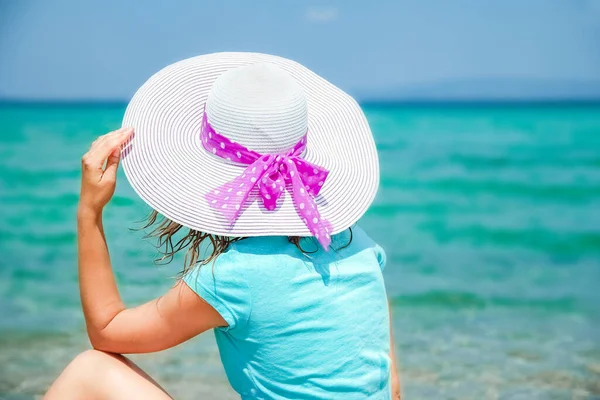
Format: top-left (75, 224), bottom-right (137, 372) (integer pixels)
top-left (447, 154), bottom-right (600, 169)
top-left (0, 229), bottom-right (76, 245)
top-left (390, 290), bottom-right (581, 313)
top-left (417, 221), bottom-right (600, 255)
top-left (0, 166), bottom-right (80, 185)
top-left (367, 202), bottom-right (473, 217)
top-left (0, 193), bottom-right (136, 208)
top-left (379, 177), bottom-right (600, 203)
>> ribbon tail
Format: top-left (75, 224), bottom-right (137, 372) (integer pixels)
top-left (204, 186), bottom-right (244, 225)
top-left (205, 160), bottom-right (271, 226)
top-left (205, 178), bottom-right (253, 226)
top-left (288, 163), bottom-right (332, 250)
top-left (293, 158), bottom-right (329, 197)
top-left (313, 219), bottom-right (332, 250)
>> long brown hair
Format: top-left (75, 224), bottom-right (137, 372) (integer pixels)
top-left (138, 210), bottom-right (352, 276)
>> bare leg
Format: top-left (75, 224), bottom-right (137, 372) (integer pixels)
top-left (44, 349), bottom-right (172, 400)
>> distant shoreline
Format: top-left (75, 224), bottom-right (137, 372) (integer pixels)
top-left (1, 98), bottom-right (600, 108)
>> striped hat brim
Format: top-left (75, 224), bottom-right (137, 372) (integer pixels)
top-left (121, 52), bottom-right (379, 237)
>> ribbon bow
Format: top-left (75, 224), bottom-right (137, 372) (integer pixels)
top-left (202, 112), bottom-right (333, 249)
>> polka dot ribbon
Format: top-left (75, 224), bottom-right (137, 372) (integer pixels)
top-left (201, 112), bottom-right (333, 249)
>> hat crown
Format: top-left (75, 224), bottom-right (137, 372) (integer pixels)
top-left (205, 63), bottom-right (308, 154)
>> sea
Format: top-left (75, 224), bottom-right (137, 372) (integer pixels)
top-left (0, 102), bottom-right (599, 399)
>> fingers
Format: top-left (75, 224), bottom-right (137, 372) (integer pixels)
top-left (89, 127), bottom-right (128, 150)
top-left (83, 128), bottom-right (134, 169)
top-left (103, 147), bottom-right (121, 183)
top-left (89, 127), bottom-right (131, 154)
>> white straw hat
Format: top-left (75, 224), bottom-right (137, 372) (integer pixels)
top-left (121, 52), bottom-right (379, 241)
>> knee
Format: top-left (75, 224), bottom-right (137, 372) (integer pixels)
top-left (71, 349), bottom-right (113, 368)
top-left (46, 350), bottom-right (122, 398)
top-left (65, 349), bottom-right (122, 379)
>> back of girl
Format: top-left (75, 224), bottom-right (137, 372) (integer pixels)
top-left (186, 229), bottom-right (389, 398)
top-left (45, 52), bottom-right (400, 400)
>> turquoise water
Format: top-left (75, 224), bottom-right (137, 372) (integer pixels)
top-left (1, 103), bottom-right (599, 399)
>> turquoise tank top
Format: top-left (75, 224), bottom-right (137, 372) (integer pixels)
top-left (183, 225), bottom-right (390, 399)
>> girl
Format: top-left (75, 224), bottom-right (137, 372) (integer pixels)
top-left (45, 53), bottom-right (400, 399)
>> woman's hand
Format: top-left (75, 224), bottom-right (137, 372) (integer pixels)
top-left (79, 127), bottom-right (133, 217)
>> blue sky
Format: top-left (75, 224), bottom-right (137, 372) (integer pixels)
top-left (1, 0), bottom-right (599, 100)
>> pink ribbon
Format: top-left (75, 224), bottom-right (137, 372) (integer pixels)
top-left (201, 112), bottom-right (333, 249)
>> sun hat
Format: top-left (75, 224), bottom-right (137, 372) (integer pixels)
top-left (121, 52), bottom-right (379, 248)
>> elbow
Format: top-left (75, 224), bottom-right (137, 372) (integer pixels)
top-left (85, 310), bottom-right (125, 353)
top-left (87, 331), bottom-right (112, 352)
top-left (86, 327), bottom-right (121, 353)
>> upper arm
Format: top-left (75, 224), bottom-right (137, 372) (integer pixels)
top-left (90, 280), bottom-right (226, 354)
top-left (181, 258), bottom-right (252, 332)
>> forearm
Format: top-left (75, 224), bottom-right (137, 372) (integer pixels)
top-left (77, 207), bottom-right (125, 341)
top-left (389, 301), bottom-right (401, 398)
top-left (390, 329), bottom-right (399, 379)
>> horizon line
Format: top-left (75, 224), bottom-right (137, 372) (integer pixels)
top-left (1, 97), bottom-right (600, 108)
